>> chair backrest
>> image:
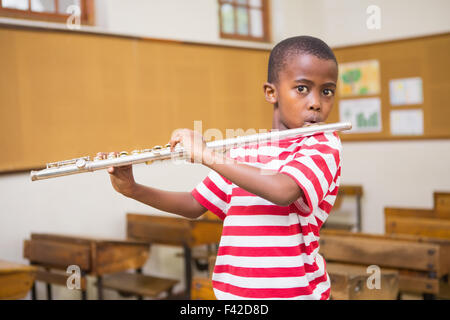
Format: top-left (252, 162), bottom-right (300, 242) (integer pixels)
top-left (384, 205), bottom-right (450, 240)
top-left (333, 185), bottom-right (363, 210)
top-left (126, 213), bottom-right (223, 247)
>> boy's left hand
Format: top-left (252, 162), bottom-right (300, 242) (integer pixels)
top-left (169, 129), bottom-right (211, 164)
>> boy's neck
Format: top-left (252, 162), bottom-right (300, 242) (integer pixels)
top-left (272, 107), bottom-right (288, 131)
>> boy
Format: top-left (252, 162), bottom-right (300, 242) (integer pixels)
top-left (102, 36), bottom-right (341, 300)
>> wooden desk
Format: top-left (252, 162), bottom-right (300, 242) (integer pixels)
top-left (320, 229), bottom-right (450, 299)
top-left (126, 213), bottom-right (223, 299)
top-left (0, 260), bottom-right (37, 300)
top-left (23, 233), bottom-right (150, 299)
top-left (385, 208), bottom-right (450, 239)
top-left (385, 191), bottom-right (450, 241)
top-left (327, 262), bottom-right (398, 300)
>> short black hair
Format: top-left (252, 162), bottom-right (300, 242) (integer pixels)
top-left (267, 35), bottom-right (337, 84)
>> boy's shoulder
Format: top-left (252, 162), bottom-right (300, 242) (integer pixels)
top-left (295, 131), bottom-right (341, 146)
top-left (289, 131), bottom-right (342, 156)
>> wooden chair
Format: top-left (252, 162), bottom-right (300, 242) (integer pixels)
top-left (323, 185), bottom-right (363, 232)
top-left (100, 270), bottom-right (178, 299)
top-left (23, 233), bottom-right (151, 299)
top-left (126, 213), bottom-right (222, 299)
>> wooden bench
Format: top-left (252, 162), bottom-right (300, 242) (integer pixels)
top-left (23, 233), bottom-right (161, 299)
top-left (126, 213), bottom-right (223, 299)
top-left (320, 229), bottom-right (450, 299)
top-left (0, 260), bottom-right (37, 300)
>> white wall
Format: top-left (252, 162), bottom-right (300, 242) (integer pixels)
top-left (94, 0), bottom-right (272, 49)
top-left (1, 0), bottom-right (450, 299)
top-left (271, 0), bottom-right (450, 47)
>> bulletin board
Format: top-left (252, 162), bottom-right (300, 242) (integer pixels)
top-left (327, 32), bottom-right (450, 141)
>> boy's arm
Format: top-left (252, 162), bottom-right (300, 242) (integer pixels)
top-left (170, 129), bottom-right (303, 207)
top-left (129, 183), bottom-right (207, 219)
top-left (204, 153), bottom-right (302, 206)
top-left (103, 153), bottom-right (207, 220)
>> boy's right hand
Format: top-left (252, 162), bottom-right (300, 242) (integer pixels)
top-left (97, 152), bottom-right (136, 198)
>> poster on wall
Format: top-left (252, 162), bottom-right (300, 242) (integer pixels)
top-left (339, 97), bottom-right (382, 133)
top-left (338, 60), bottom-right (380, 97)
top-left (390, 109), bottom-right (424, 135)
top-left (389, 77), bottom-right (423, 106)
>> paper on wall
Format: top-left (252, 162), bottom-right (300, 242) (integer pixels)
top-left (339, 97), bottom-right (382, 133)
top-left (338, 60), bottom-right (380, 97)
top-left (390, 109), bottom-right (424, 136)
top-left (389, 77), bottom-right (423, 106)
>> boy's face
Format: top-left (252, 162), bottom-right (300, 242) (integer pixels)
top-left (265, 54), bottom-right (338, 130)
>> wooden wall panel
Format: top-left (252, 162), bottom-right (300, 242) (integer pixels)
top-left (2, 26), bottom-right (448, 172)
top-left (0, 26), bottom-right (271, 172)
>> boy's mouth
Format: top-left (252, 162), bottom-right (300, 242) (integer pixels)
top-left (303, 118), bottom-right (326, 127)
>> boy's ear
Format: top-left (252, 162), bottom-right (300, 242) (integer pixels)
top-left (263, 82), bottom-right (277, 104)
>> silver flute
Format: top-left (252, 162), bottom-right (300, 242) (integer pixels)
top-left (30, 122), bottom-right (352, 181)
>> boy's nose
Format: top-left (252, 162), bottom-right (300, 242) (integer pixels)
top-left (308, 104), bottom-right (321, 112)
top-left (308, 91), bottom-right (321, 111)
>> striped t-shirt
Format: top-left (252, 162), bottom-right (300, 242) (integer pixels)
top-left (191, 130), bottom-right (342, 300)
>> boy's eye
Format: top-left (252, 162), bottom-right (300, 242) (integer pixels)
top-left (323, 89), bottom-right (334, 97)
top-left (296, 86), bottom-right (308, 93)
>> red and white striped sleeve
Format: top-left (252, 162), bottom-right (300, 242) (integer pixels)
top-left (278, 132), bottom-right (342, 216)
top-left (191, 170), bottom-right (231, 220)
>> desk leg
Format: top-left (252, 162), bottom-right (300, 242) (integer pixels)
top-left (46, 283), bottom-right (52, 300)
top-left (136, 268), bottom-right (143, 300)
top-left (97, 276), bottom-right (103, 300)
top-left (183, 245), bottom-right (192, 300)
top-left (81, 271), bottom-right (87, 300)
top-left (31, 282), bottom-right (37, 300)
top-left (356, 195), bottom-right (362, 232)
top-left (46, 268), bottom-right (52, 300)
